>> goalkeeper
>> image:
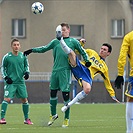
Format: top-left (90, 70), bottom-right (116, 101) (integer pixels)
top-left (114, 31), bottom-right (133, 133)
top-left (24, 23), bottom-right (90, 127)
top-left (55, 27), bottom-right (120, 112)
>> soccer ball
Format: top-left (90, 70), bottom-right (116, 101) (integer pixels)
top-left (31, 2), bottom-right (44, 14)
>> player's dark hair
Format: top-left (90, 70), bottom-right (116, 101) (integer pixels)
top-left (60, 23), bottom-right (70, 29)
top-left (102, 43), bottom-right (112, 53)
top-left (11, 38), bottom-right (19, 45)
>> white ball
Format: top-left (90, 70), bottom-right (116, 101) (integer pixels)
top-left (10, 100), bottom-right (13, 104)
top-left (31, 2), bottom-right (44, 14)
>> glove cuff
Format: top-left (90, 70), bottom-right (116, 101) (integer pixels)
top-left (4, 76), bottom-right (8, 80)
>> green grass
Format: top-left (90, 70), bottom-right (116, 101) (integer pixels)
top-left (0, 103), bottom-right (126, 133)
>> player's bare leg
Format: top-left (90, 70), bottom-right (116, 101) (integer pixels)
top-left (61, 81), bottom-right (91, 112)
top-left (59, 37), bottom-right (91, 112)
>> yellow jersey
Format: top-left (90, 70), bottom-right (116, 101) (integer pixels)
top-left (117, 31), bottom-right (133, 76)
top-left (81, 49), bottom-right (115, 97)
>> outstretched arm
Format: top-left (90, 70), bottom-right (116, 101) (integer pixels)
top-left (103, 71), bottom-right (120, 103)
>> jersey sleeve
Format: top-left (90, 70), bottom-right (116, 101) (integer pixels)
top-left (24, 56), bottom-right (30, 73)
top-left (117, 34), bottom-right (130, 76)
top-left (103, 70), bottom-right (115, 97)
top-left (72, 39), bottom-right (89, 62)
top-left (1, 54), bottom-right (8, 78)
top-left (32, 39), bottom-right (57, 53)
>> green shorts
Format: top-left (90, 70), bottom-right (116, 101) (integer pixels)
top-left (50, 69), bottom-right (71, 92)
top-left (4, 83), bottom-right (28, 99)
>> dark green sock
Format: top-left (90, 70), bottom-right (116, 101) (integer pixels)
top-left (65, 108), bottom-right (70, 119)
top-left (1, 100), bottom-right (8, 119)
top-left (50, 97), bottom-right (58, 116)
top-left (22, 102), bottom-right (29, 120)
top-left (64, 100), bottom-right (70, 119)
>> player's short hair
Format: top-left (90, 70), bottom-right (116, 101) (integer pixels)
top-left (102, 43), bottom-right (112, 53)
top-left (60, 23), bottom-right (70, 29)
top-left (11, 38), bottom-right (19, 46)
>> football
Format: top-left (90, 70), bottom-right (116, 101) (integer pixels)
top-left (31, 2), bottom-right (44, 14)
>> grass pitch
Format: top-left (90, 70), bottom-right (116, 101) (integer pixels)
top-left (0, 103), bottom-right (125, 133)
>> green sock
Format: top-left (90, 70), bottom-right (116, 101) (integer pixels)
top-left (22, 102), bottom-right (29, 120)
top-left (65, 108), bottom-right (70, 119)
top-left (1, 100), bottom-right (8, 119)
top-left (64, 100), bottom-right (70, 119)
top-left (50, 97), bottom-right (58, 116)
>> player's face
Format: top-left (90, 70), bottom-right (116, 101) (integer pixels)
top-left (62, 26), bottom-right (70, 37)
top-left (11, 41), bottom-right (21, 54)
top-left (99, 46), bottom-right (110, 59)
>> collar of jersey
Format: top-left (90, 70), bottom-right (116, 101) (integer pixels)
top-left (63, 37), bottom-right (69, 39)
top-left (99, 55), bottom-right (105, 61)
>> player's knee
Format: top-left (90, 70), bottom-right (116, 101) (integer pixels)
top-left (4, 98), bottom-right (11, 103)
top-left (21, 98), bottom-right (28, 104)
top-left (82, 82), bottom-right (91, 94)
top-left (50, 90), bottom-right (58, 98)
top-left (62, 92), bottom-right (70, 102)
top-left (84, 87), bottom-right (91, 94)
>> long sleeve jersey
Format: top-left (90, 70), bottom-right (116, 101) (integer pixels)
top-left (1, 51), bottom-right (29, 84)
top-left (32, 37), bottom-right (89, 72)
top-left (117, 31), bottom-right (133, 76)
top-left (81, 49), bottom-right (115, 97)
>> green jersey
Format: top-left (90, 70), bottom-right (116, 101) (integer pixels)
top-left (1, 52), bottom-right (29, 84)
top-left (32, 37), bottom-right (89, 71)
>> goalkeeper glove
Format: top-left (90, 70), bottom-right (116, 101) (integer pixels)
top-left (56, 25), bottom-right (62, 40)
top-left (114, 76), bottom-right (124, 89)
top-left (24, 49), bottom-right (33, 56)
top-left (85, 61), bottom-right (91, 68)
top-left (24, 72), bottom-right (29, 80)
top-left (5, 76), bottom-right (13, 84)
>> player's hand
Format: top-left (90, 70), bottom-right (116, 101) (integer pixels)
top-left (5, 76), bottom-right (13, 84)
top-left (80, 38), bottom-right (86, 44)
top-left (85, 61), bottom-right (91, 68)
top-left (56, 25), bottom-right (62, 40)
top-left (24, 49), bottom-right (33, 56)
top-left (114, 76), bottom-right (124, 89)
top-left (79, 38), bottom-right (86, 48)
top-left (24, 72), bottom-right (29, 80)
top-left (111, 96), bottom-right (120, 103)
